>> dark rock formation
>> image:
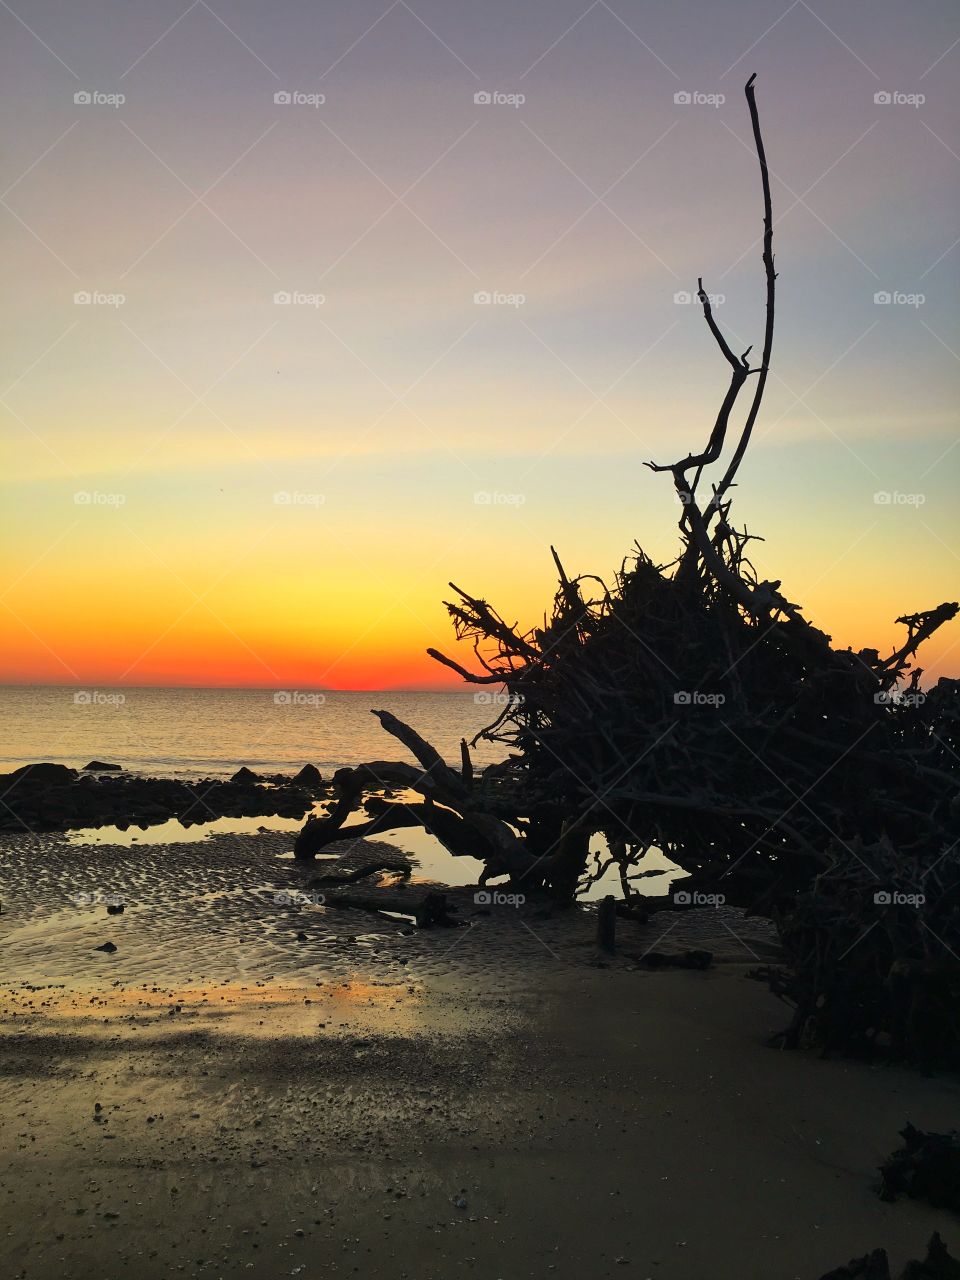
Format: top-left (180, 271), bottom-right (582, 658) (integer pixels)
top-left (5, 762), bottom-right (76, 786)
top-left (292, 763), bottom-right (323, 788)
top-left (0, 763), bottom-right (329, 833)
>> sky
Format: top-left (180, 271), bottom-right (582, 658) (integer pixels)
top-left (1, 0), bottom-right (958, 689)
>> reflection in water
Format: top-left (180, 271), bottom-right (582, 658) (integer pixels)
top-left (63, 803), bottom-right (681, 898)
top-left (66, 812), bottom-right (308, 847)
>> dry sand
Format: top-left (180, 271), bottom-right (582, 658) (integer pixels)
top-left (1, 831), bottom-right (958, 1279)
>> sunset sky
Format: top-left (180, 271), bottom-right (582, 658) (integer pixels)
top-left (2, 0), bottom-right (958, 688)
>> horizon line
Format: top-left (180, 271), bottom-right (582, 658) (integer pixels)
top-left (0, 682), bottom-right (482, 693)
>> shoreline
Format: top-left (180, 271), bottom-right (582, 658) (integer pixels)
top-left (2, 830), bottom-right (958, 1279)
top-left (2, 964), bottom-right (958, 1279)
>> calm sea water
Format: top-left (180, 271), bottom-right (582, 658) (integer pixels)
top-left (0, 687), bottom-right (508, 779)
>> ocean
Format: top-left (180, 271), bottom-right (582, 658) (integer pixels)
top-left (0, 686), bottom-right (509, 779)
top-left (0, 685), bottom-right (681, 897)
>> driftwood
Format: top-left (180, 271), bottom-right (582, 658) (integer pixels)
top-left (596, 895), bottom-right (617, 953)
top-left (818, 1234), bottom-right (960, 1280)
top-left (321, 888), bottom-right (455, 928)
top-left (309, 860), bottom-right (411, 887)
top-left (880, 1125), bottom-right (960, 1215)
top-left (294, 75), bottom-right (959, 1064)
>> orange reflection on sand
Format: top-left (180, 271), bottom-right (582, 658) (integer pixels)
top-left (12, 978), bottom-right (427, 1037)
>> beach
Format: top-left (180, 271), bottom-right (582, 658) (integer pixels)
top-left (2, 828), bottom-right (958, 1280)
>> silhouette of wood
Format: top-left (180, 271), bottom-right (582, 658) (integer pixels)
top-left (296, 74), bottom-right (960, 1064)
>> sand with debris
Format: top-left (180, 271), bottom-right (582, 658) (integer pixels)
top-left (1, 830), bottom-right (958, 1279)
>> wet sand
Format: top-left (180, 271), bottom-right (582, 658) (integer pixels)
top-left (1, 831), bottom-right (958, 1279)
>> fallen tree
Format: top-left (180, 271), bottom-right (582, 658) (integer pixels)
top-left (296, 75), bottom-right (959, 1063)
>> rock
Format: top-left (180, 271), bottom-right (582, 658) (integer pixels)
top-left (293, 764), bottom-right (323, 788)
top-left (231, 767), bottom-right (261, 784)
top-left (296, 932), bottom-right (308, 942)
top-left (106, 903), bottom-right (124, 915)
top-left (95, 941), bottom-right (118, 953)
top-left (82, 760), bottom-right (122, 772)
top-left (4, 762), bottom-right (77, 786)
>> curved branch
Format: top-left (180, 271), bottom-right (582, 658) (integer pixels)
top-left (705, 72), bottom-right (776, 522)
